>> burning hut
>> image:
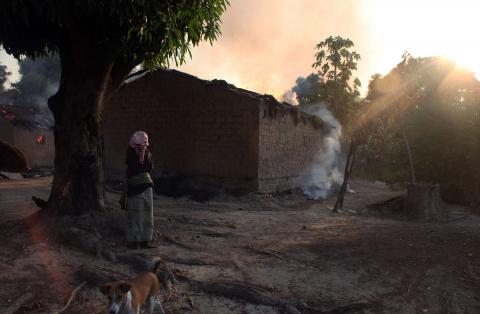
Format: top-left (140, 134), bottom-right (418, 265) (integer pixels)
top-left (104, 69), bottom-right (325, 192)
top-left (0, 105), bottom-right (54, 168)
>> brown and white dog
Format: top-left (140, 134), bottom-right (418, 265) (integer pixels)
top-left (100, 260), bottom-right (165, 314)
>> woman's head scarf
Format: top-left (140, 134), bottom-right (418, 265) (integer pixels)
top-left (129, 131), bottom-right (149, 164)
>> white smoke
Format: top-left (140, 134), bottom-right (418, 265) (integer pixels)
top-left (29, 80), bottom-right (58, 110)
top-left (300, 103), bottom-right (343, 199)
top-left (280, 89), bottom-right (298, 106)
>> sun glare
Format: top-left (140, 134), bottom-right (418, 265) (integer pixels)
top-left (363, 0), bottom-right (480, 79)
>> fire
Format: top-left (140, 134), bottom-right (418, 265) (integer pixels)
top-left (4, 112), bottom-right (15, 120)
top-left (0, 108), bottom-right (16, 121)
top-left (36, 135), bottom-right (45, 144)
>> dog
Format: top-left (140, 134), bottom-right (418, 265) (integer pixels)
top-left (100, 259), bottom-right (165, 314)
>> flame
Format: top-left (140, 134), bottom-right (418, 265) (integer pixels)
top-left (0, 108), bottom-right (16, 121)
top-left (4, 112), bottom-right (16, 120)
top-left (36, 135), bottom-right (45, 144)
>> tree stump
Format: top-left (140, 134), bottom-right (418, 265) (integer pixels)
top-left (404, 183), bottom-right (448, 221)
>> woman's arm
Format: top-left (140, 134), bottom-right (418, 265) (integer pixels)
top-left (148, 151), bottom-right (153, 174)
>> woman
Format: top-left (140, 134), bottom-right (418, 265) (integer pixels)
top-left (125, 131), bottom-right (155, 249)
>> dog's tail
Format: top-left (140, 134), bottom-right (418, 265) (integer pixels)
top-left (151, 258), bottom-right (163, 274)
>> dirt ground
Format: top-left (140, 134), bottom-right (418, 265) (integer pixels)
top-left (1, 177), bottom-right (480, 314)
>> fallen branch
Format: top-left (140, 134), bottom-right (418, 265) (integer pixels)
top-left (196, 280), bottom-right (377, 314)
top-left (5, 292), bottom-right (33, 314)
top-left (115, 252), bottom-right (151, 272)
top-left (165, 256), bottom-right (219, 266)
top-left (245, 245), bottom-right (284, 260)
top-left (162, 235), bottom-right (196, 250)
top-left (201, 231), bottom-right (234, 238)
top-left (96, 266), bottom-right (131, 280)
top-left (74, 266), bottom-right (114, 287)
top-left (197, 281), bottom-right (277, 306)
top-left (195, 280), bottom-right (317, 313)
top-left (93, 305), bottom-right (108, 314)
top-left (52, 281), bottom-right (86, 314)
top-left (366, 196), bottom-right (404, 211)
top-left (324, 301), bottom-right (378, 314)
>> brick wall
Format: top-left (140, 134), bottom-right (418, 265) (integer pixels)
top-left (104, 70), bottom-right (259, 189)
top-left (0, 119), bottom-right (13, 143)
top-left (1, 119), bottom-right (54, 168)
top-left (258, 100), bottom-right (323, 192)
top-left (104, 69), bottom-right (325, 192)
top-left (12, 127), bottom-right (54, 168)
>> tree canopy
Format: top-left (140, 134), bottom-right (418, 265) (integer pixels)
top-left (360, 54), bottom-right (480, 208)
top-left (292, 36), bottom-right (361, 125)
top-left (313, 36), bottom-right (361, 87)
top-left (0, 0), bottom-right (230, 214)
top-left (0, 1), bottom-right (228, 66)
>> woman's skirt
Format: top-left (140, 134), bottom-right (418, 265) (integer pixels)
top-left (126, 187), bottom-right (154, 242)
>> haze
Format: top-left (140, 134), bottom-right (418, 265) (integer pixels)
top-left (2, 0), bottom-right (479, 96)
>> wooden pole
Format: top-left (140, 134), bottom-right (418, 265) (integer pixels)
top-left (334, 138), bottom-right (357, 212)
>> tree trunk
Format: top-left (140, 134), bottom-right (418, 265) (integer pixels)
top-left (47, 73), bottom-right (109, 214)
top-left (43, 41), bottom-right (119, 215)
top-left (404, 183), bottom-right (447, 221)
top-left (36, 25), bottom-right (137, 215)
top-left (400, 120), bottom-right (416, 184)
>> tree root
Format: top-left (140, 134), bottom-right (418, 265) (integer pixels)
top-left (32, 196), bottom-right (48, 210)
top-left (23, 216), bottom-right (377, 314)
top-left (5, 292), bottom-right (33, 314)
top-left (323, 301), bottom-right (379, 314)
top-left (165, 256), bottom-right (220, 266)
top-left (115, 252), bottom-right (152, 271)
top-left (162, 235), bottom-right (197, 250)
top-left (201, 230), bottom-right (234, 238)
top-left (73, 249), bottom-right (375, 314)
top-left (191, 277), bottom-right (377, 314)
top-left (195, 280), bottom-right (317, 313)
top-left (52, 281), bottom-right (86, 314)
top-left (74, 265), bottom-right (115, 287)
top-left (245, 245), bottom-right (285, 260)
top-left (367, 196), bottom-right (404, 212)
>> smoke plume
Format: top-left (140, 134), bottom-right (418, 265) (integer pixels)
top-left (279, 89), bottom-right (298, 105)
top-left (12, 55), bottom-right (60, 110)
top-left (176, 0), bottom-right (369, 97)
top-left (0, 55), bottom-right (59, 129)
top-left (300, 103), bottom-right (343, 199)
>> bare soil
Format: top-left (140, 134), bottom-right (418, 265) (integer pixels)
top-left (1, 177), bottom-right (479, 313)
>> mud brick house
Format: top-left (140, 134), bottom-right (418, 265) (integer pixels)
top-left (0, 105), bottom-right (54, 168)
top-left (104, 69), bottom-right (324, 192)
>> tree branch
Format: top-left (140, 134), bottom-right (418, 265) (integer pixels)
top-left (105, 57), bottom-right (137, 100)
top-left (52, 281), bottom-right (86, 314)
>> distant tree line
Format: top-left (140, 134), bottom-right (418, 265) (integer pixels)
top-left (287, 39), bottom-right (480, 210)
top-left (359, 54), bottom-right (480, 209)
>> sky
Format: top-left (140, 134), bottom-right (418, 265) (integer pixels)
top-left (1, 0), bottom-right (479, 97)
